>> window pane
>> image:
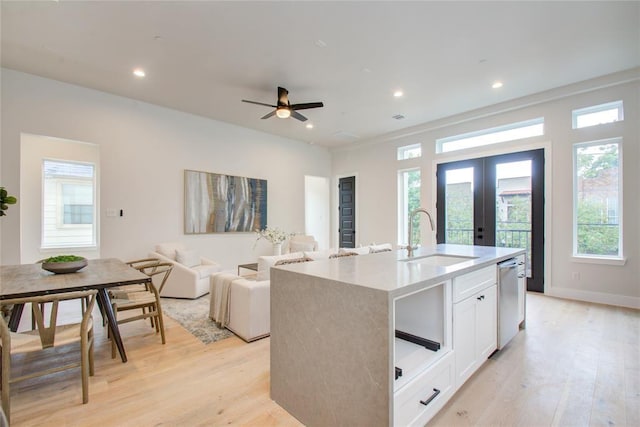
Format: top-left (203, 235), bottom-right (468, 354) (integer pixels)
top-left (43, 160), bottom-right (96, 248)
top-left (398, 169), bottom-right (421, 245)
top-left (397, 144), bottom-right (422, 160)
top-left (437, 118), bottom-right (544, 153)
top-left (445, 168), bottom-right (474, 244)
top-left (573, 101), bottom-right (623, 129)
top-left (574, 141), bottom-right (621, 257)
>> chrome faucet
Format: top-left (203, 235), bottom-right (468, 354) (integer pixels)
top-left (407, 208), bottom-right (435, 257)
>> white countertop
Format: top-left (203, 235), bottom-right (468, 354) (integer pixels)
top-left (275, 244), bottom-right (525, 297)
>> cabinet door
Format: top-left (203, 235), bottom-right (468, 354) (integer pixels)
top-left (453, 295), bottom-right (477, 388)
top-left (475, 285), bottom-right (497, 362)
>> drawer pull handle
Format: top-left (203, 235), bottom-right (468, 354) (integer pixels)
top-left (477, 295), bottom-right (485, 301)
top-left (419, 388), bottom-right (441, 406)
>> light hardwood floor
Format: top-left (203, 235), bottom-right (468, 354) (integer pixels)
top-left (7, 293), bottom-right (639, 426)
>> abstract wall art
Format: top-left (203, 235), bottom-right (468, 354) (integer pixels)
top-left (184, 169), bottom-right (267, 234)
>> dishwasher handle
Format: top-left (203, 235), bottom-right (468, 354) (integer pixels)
top-left (498, 258), bottom-right (519, 269)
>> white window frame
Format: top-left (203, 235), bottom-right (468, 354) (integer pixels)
top-left (42, 159), bottom-right (97, 250)
top-left (397, 143), bottom-right (422, 160)
top-left (397, 167), bottom-right (420, 245)
top-left (572, 100), bottom-right (624, 129)
top-left (436, 118), bottom-right (544, 153)
top-left (572, 138), bottom-right (624, 264)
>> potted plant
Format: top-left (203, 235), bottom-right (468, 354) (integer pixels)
top-left (254, 226), bottom-right (294, 255)
top-left (0, 187), bottom-right (17, 217)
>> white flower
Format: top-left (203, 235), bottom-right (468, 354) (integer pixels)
top-left (254, 226), bottom-right (294, 245)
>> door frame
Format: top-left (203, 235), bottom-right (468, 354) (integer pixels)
top-left (333, 172), bottom-right (359, 249)
top-left (433, 141), bottom-right (552, 294)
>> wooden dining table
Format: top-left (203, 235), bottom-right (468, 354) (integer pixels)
top-left (0, 258), bottom-right (151, 363)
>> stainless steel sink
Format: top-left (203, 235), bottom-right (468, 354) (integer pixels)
top-left (402, 254), bottom-right (477, 267)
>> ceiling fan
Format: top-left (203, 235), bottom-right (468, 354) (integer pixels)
top-left (242, 87), bottom-right (323, 122)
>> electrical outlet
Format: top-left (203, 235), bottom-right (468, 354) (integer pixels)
top-left (571, 272), bottom-right (580, 281)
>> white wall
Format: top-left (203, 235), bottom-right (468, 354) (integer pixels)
top-left (1, 69), bottom-right (331, 269)
top-left (331, 69), bottom-right (640, 308)
top-left (304, 175), bottom-right (330, 250)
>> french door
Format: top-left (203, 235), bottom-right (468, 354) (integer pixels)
top-left (436, 149), bottom-right (544, 292)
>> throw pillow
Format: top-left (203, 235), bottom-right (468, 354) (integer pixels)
top-left (329, 252), bottom-right (358, 259)
top-left (257, 252), bottom-right (304, 281)
top-left (339, 246), bottom-right (370, 255)
top-left (303, 250), bottom-right (336, 260)
top-left (274, 256), bottom-right (314, 266)
top-left (176, 249), bottom-right (201, 268)
top-left (369, 243), bottom-right (393, 253)
top-left (156, 242), bottom-right (186, 261)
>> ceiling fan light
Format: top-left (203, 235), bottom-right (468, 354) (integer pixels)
top-left (276, 108), bottom-right (291, 119)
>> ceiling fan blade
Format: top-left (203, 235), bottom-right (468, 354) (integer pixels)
top-left (277, 87), bottom-right (289, 106)
top-left (242, 100), bottom-right (277, 108)
top-left (290, 102), bottom-right (324, 111)
top-left (291, 110), bottom-right (308, 122)
top-left (261, 110), bottom-right (277, 120)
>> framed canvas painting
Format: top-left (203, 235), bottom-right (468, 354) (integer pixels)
top-left (184, 169), bottom-right (267, 234)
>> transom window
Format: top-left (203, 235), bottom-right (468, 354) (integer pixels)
top-left (397, 143), bottom-right (422, 160)
top-left (436, 118), bottom-right (544, 153)
top-left (572, 101), bottom-right (623, 129)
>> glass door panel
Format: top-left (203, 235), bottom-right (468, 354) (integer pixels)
top-left (445, 167), bottom-right (474, 245)
top-left (495, 160), bottom-right (532, 275)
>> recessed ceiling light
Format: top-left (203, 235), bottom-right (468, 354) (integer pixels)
top-left (492, 81), bottom-right (503, 89)
top-left (315, 40), bottom-right (327, 48)
top-left (306, 123), bottom-right (314, 129)
top-left (393, 90), bottom-right (404, 98)
top-left (133, 68), bottom-right (146, 78)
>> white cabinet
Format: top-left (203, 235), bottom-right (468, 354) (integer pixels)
top-left (452, 266), bottom-right (497, 389)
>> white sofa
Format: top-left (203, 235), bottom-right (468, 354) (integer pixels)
top-left (210, 243), bottom-right (393, 342)
top-left (150, 242), bottom-right (223, 299)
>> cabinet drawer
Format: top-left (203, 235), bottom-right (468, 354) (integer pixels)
top-left (452, 265), bottom-right (496, 303)
top-left (394, 351), bottom-right (455, 427)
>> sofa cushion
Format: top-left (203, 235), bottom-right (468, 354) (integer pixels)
top-left (192, 264), bottom-right (222, 279)
top-left (303, 249), bottom-right (337, 261)
top-left (156, 242), bottom-right (186, 260)
top-left (176, 249), bottom-right (201, 267)
top-left (257, 252), bottom-right (304, 281)
top-left (289, 240), bottom-right (316, 252)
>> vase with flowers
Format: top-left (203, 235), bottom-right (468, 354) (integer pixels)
top-left (254, 226), bottom-right (294, 255)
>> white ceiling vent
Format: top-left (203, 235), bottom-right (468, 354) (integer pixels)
top-left (392, 114), bottom-right (405, 120)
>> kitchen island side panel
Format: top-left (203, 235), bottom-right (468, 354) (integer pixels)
top-left (270, 268), bottom-right (391, 427)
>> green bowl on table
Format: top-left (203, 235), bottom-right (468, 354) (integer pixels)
top-left (41, 255), bottom-right (88, 274)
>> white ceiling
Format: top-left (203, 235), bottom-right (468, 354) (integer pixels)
top-left (2, 1), bottom-right (639, 148)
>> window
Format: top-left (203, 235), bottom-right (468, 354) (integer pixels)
top-left (436, 118), bottom-right (544, 153)
top-left (42, 160), bottom-right (97, 249)
top-left (397, 143), bottom-right (422, 160)
top-left (573, 139), bottom-right (622, 258)
top-left (572, 101), bottom-right (623, 129)
top-left (398, 168), bottom-right (421, 245)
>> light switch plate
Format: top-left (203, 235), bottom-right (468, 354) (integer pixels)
top-left (106, 208), bottom-right (117, 217)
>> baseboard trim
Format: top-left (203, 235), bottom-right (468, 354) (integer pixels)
top-left (546, 287), bottom-right (640, 309)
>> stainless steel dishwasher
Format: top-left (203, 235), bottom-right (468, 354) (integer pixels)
top-left (497, 258), bottom-right (520, 349)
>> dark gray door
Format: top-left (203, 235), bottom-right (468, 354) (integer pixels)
top-left (339, 176), bottom-right (356, 248)
top-left (436, 149), bottom-right (545, 292)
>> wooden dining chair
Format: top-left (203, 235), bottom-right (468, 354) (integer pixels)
top-left (0, 289), bottom-right (97, 424)
top-left (109, 262), bottom-right (173, 358)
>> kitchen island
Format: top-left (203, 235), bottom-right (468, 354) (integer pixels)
top-left (270, 244), bottom-right (525, 427)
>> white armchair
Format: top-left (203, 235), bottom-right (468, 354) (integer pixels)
top-left (150, 242), bottom-right (222, 299)
top-left (287, 234), bottom-right (319, 253)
